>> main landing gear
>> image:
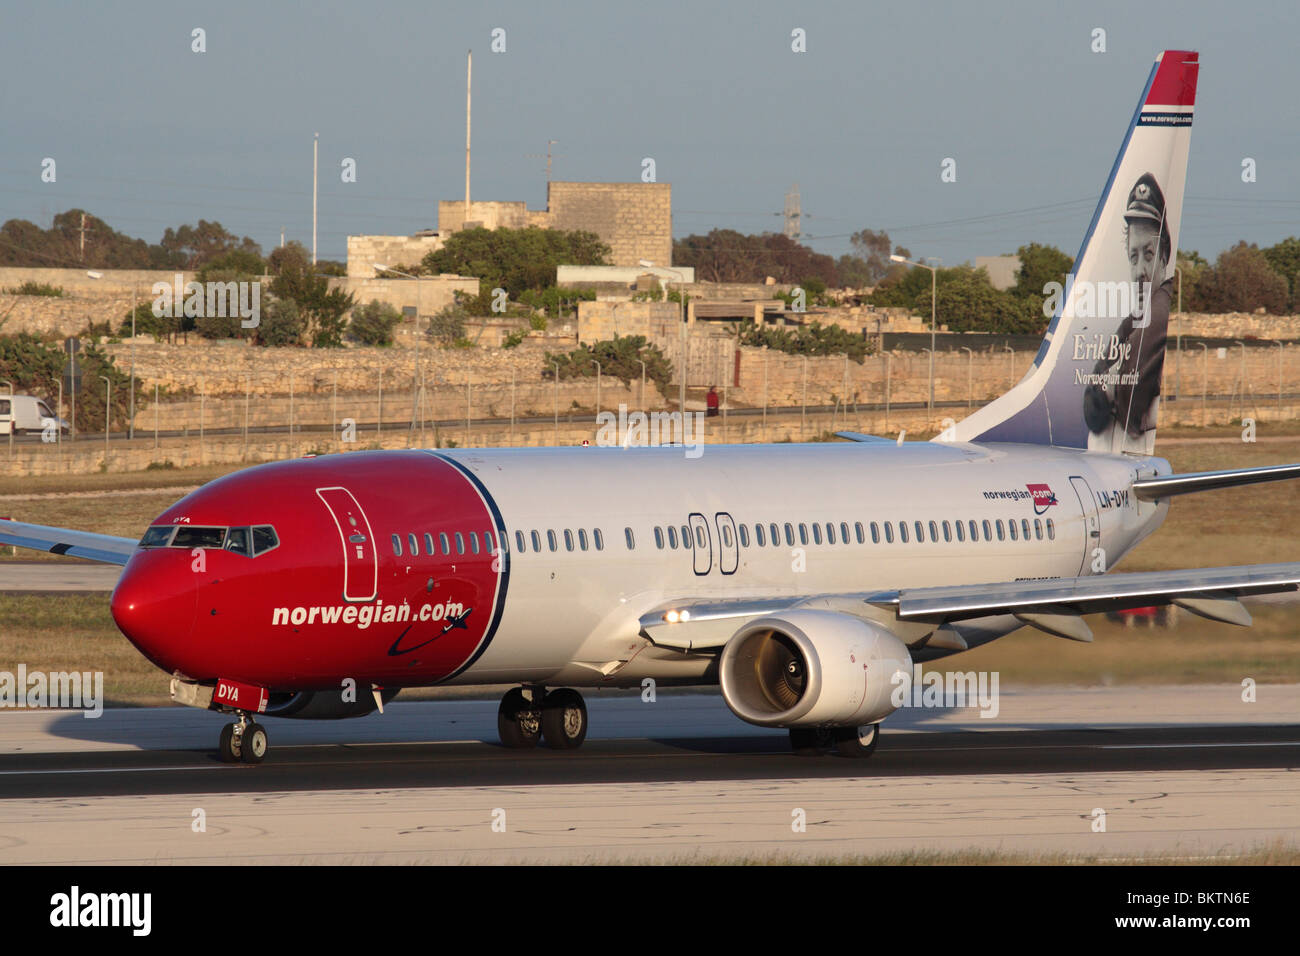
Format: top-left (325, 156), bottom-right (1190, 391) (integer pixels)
top-left (218, 713), bottom-right (269, 764)
top-left (498, 686), bottom-right (588, 750)
top-left (789, 723), bottom-right (880, 758)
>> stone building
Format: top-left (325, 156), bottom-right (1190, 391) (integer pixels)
top-left (348, 181), bottom-right (673, 277)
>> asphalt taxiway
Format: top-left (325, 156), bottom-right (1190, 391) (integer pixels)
top-left (0, 688), bottom-right (1296, 862)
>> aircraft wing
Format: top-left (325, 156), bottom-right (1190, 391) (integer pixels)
top-left (0, 518), bottom-right (138, 566)
top-left (641, 562), bottom-right (1300, 650)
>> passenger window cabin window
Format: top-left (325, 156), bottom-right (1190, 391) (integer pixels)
top-left (841, 522), bottom-right (850, 544)
top-left (654, 527), bottom-right (664, 549)
top-left (625, 527), bottom-right (635, 550)
top-left (1022, 519), bottom-right (1031, 541)
top-left (825, 523), bottom-right (835, 545)
top-left (771, 523), bottom-right (780, 546)
top-left (564, 529), bottom-right (574, 552)
top-left (424, 533), bottom-right (434, 556)
top-left (812, 524), bottom-right (822, 545)
top-left (683, 526), bottom-right (692, 548)
top-left (996, 520), bottom-right (1005, 541)
top-left (455, 532), bottom-right (465, 554)
top-left (695, 526), bottom-right (706, 549)
top-left (547, 530), bottom-right (558, 552)
top-left (1047, 518), bottom-right (1056, 541)
top-left (899, 522), bottom-right (909, 543)
top-left (856, 521), bottom-right (865, 544)
top-left (915, 520), bottom-right (925, 542)
top-left (594, 529), bottom-right (604, 550)
top-left (470, 532), bottom-right (481, 554)
top-left (668, 525), bottom-right (679, 549)
top-left (870, 521), bottom-right (880, 544)
top-left (720, 524), bottom-right (732, 549)
top-left (440, 532), bottom-right (450, 555)
top-left (1034, 519), bottom-right (1043, 540)
top-left (955, 521), bottom-right (965, 542)
top-left (784, 523), bottom-right (794, 546)
top-left (578, 529), bottom-right (588, 551)
top-left (531, 530), bottom-right (542, 552)
top-left (930, 520), bottom-right (939, 543)
top-left (969, 520), bottom-right (979, 542)
top-left (798, 524), bottom-right (808, 546)
top-left (982, 520), bottom-right (992, 541)
top-left (942, 520), bottom-right (951, 542)
top-left (755, 524), bottom-right (766, 547)
top-left (515, 530), bottom-right (526, 553)
top-left (391, 534), bottom-right (402, 556)
top-left (738, 524), bottom-right (748, 548)
top-left (884, 522), bottom-right (894, 544)
top-left (1008, 520), bottom-right (1018, 541)
top-left (408, 533), bottom-right (418, 556)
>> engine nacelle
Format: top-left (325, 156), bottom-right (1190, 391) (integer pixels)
top-left (264, 687), bottom-right (400, 719)
top-left (719, 610), bottom-right (912, 728)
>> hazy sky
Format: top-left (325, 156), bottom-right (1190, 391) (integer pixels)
top-left (2, 0), bottom-right (1297, 268)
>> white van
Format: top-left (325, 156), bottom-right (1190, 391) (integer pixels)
top-left (0, 395), bottom-right (70, 435)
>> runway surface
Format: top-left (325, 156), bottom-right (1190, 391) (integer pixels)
top-left (0, 561), bottom-right (119, 591)
top-left (0, 687), bottom-right (1297, 862)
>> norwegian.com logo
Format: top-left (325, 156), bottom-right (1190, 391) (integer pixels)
top-left (1026, 483), bottom-right (1058, 515)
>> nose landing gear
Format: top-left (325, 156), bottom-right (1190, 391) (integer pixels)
top-left (497, 686), bottom-right (588, 750)
top-left (218, 713), bottom-right (269, 764)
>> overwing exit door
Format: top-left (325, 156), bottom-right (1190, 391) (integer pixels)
top-left (316, 486), bottom-right (378, 601)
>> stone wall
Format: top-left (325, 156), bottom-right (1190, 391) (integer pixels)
top-left (333, 275), bottom-right (478, 317)
top-left (1170, 312), bottom-right (1300, 340)
top-left (345, 236), bottom-right (444, 277)
top-left (730, 342), bottom-right (1300, 410)
top-left (547, 182), bottom-right (672, 268)
top-left (100, 340), bottom-right (562, 397)
top-left (436, 200), bottom-right (549, 234)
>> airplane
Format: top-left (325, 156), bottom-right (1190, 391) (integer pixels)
top-left (3, 49), bottom-right (1298, 764)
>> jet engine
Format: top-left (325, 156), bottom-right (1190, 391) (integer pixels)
top-left (263, 687), bottom-right (401, 719)
top-left (718, 610), bottom-right (911, 728)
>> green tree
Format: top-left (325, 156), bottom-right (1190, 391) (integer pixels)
top-left (0, 334), bottom-right (141, 433)
top-left (349, 300), bottom-right (402, 346)
top-left (545, 335), bottom-right (674, 394)
top-left (422, 227), bottom-right (610, 298)
top-left (428, 303), bottom-right (468, 345)
top-left (158, 220), bottom-right (262, 270)
top-left (736, 320), bottom-right (873, 363)
top-left (1195, 242), bottom-right (1289, 314)
top-left (1012, 243), bottom-right (1074, 299)
top-left (268, 248), bottom-right (354, 348)
top-left (1262, 237), bottom-right (1300, 310)
top-left (256, 299), bottom-right (305, 347)
top-left (673, 229), bottom-right (841, 285)
top-left (915, 266), bottom-right (1044, 334)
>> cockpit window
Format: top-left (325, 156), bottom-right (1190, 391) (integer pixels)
top-left (140, 523), bottom-right (278, 556)
top-left (172, 526), bottom-right (226, 549)
top-left (224, 526), bottom-right (253, 557)
top-left (138, 526), bottom-right (175, 549)
top-left (252, 525), bottom-right (279, 555)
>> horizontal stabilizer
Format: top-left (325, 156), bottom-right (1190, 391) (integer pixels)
top-left (1133, 463), bottom-right (1300, 500)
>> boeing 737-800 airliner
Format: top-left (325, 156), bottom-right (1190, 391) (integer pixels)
top-left (3, 50), bottom-right (1298, 763)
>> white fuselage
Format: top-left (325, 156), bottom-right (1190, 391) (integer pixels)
top-left (440, 441), bottom-right (1171, 687)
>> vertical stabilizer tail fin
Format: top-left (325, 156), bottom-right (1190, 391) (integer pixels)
top-left (946, 50), bottom-right (1198, 454)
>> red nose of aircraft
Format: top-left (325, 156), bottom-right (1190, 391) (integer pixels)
top-left (110, 551), bottom-right (198, 675)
